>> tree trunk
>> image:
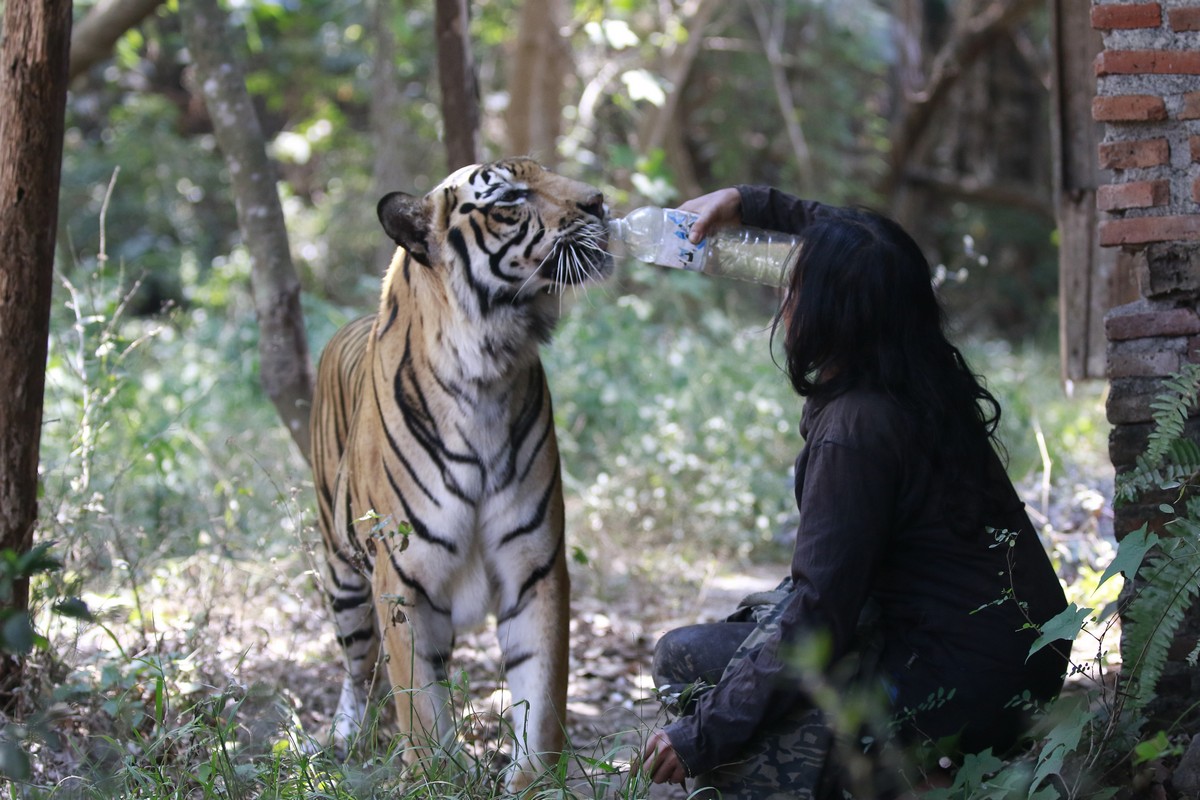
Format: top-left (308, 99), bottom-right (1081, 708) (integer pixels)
top-left (504, 0), bottom-right (569, 165)
top-left (369, 0), bottom-right (418, 272)
top-left (182, 0), bottom-right (314, 462)
top-left (68, 0), bottom-right (164, 82)
top-left (435, 0), bottom-right (479, 169)
top-left (635, 0), bottom-right (720, 159)
top-left (0, 0), bottom-right (72, 700)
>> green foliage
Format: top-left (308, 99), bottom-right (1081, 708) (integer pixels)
top-left (546, 269), bottom-right (803, 571)
top-left (960, 337), bottom-right (1109, 484)
top-left (0, 542), bottom-right (93, 783)
top-left (59, 0), bottom-right (1060, 336)
top-left (1120, 518), bottom-right (1200, 714)
top-left (0, 545), bottom-right (63, 657)
top-left (41, 257), bottom-right (312, 595)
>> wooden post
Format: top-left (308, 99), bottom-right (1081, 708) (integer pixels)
top-left (1050, 0), bottom-right (1127, 381)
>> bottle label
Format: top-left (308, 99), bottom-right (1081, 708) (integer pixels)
top-left (655, 209), bottom-right (707, 272)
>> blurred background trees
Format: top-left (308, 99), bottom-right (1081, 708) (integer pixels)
top-left (45, 0), bottom-right (1076, 576)
top-left (58, 0), bottom-right (1057, 337)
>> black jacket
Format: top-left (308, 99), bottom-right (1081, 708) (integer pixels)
top-left (663, 187), bottom-right (1069, 775)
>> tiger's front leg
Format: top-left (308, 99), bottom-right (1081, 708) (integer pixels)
top-left (493, 533), bottom-right (571, 790)
top-left (371, 551), bottom-right (456, 766)
top-left (322, 545), bottom-right (380, 751)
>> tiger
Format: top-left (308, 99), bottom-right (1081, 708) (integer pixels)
top-left (309, 158), bottom-right (612, 790)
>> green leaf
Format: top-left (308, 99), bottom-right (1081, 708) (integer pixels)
top-left (1133, 730), bottom-right (1180, 765)
top-left (1029, 788), bottom-right (1064, 800)
top-left (15, 542), bottom-right (62, 576)
top-left (0, 740), bottom-right (31, 781)
top-left (1099, 524), bottom-right (1158, 587)
top-left (1028, 603), bottom-right (1091, 660)
top-left (948, 749), bottom-right (1005, 791)
top-left (154, 675), bottom-right (166, 726)
top-left (1032, 696), bottom-right (1088, 787)
top-left (1, 613), bottom-right (35, 655)
top-left (52, 597), bottom-right (93, 622)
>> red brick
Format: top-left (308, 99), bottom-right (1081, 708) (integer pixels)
top-left (1183, 92), bottom-right (1200, 120)
top-left (1092, 94), bottom-right (1169, 121)
top-left (1092, 3), bottom-right (1163, 29)
top-left (1170, 7), bottom-right (1200, 31)
top-left (1097, 180), bottom-right (1171, 211)
top-left (1098, 137), bottom-right (1171, 169)
top-left (1096, 50), bottom-right (1200, 76)
top-left (1106, 305), bottom-right (1200, 340)
top-left (1100, 215), bottom-right (1200, 246)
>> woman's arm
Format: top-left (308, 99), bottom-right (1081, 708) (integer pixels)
top-left (678, 185), bottom-right (840, 243)
top-left (736, 185), bottom-right (837, 234)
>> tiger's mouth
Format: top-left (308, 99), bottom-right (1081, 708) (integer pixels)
top-left (536, 220), bottom-right (613, 288)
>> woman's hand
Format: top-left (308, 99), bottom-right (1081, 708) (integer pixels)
top-left (678, 187), bottom-right (742, 244)
top-left (640, 728), bottom-right (688, 787)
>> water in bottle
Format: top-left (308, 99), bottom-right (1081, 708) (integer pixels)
top-left (607, 206), bottom-right (801, 287)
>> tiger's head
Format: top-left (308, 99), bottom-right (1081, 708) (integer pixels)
top-left (377, 158), bottom-right (612, 310)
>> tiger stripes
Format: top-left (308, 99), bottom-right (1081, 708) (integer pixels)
top-left (309, 159), bottom-right (611, 790)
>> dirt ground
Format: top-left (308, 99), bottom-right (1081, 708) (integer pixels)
top-left (400, 563), bottom-right (785, 798)
top-left (24, 551), bottom-right (786, 798)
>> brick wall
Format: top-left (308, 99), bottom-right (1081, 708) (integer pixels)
top-left (1093, 0), bottom-right (1200, 723)
top-left (1093, 0), bottom-right (1200, 507)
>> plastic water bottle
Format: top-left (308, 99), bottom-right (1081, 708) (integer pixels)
top-left (607, 206), bottom-right (801, 287)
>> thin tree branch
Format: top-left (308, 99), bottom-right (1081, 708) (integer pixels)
top-left (885, 0), bottom-right (1042, 196)
top-left (748, 0), bottom-right (815, 188)
top-left (68, 0), bottom-right (164, 82)
top-left (902, 166), bottom-right (1055, 220)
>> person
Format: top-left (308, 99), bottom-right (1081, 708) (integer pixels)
top-left (638, 186), bottom-right (1070, 799)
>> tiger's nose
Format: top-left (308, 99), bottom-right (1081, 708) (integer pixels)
top-left (579, 192), bottom-right (605, 220)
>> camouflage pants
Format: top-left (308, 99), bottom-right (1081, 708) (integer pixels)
top-left (671, 580), bottom-right (840, 800)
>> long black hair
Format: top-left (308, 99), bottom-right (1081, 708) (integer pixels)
top-left (772, 207), bottom-right (1005, 535)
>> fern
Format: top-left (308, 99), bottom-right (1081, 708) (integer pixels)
top-left (1115, 440), bottom-right (1200, 505)
top-left (1114, 361), bottom-right (1200, 715)
top-left (1114, 361), bottom-right (1200, 505)
top-left (1119, 518), bottom-right (1200, 714)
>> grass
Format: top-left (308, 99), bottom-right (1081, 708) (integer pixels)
top-left (4, 262), bottom-right (1119, 797)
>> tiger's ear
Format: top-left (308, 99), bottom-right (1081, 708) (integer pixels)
top-left (377, 192), bottom-right (432, 266)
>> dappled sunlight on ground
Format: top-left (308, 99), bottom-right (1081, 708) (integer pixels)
top-left (25, 544), bottom-right (790, 796)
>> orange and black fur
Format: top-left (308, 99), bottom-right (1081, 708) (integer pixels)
top-left (310, 159), bottom-right (611, 788)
